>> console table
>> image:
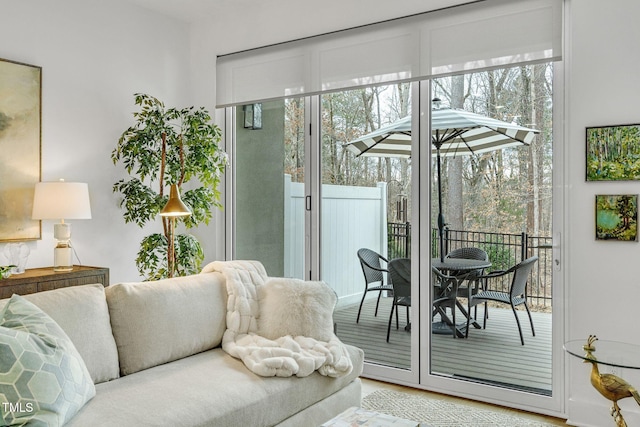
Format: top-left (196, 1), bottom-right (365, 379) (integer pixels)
top-left (0, 265), bottom-right (109, 299)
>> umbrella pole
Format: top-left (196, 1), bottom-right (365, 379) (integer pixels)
top-left (436, 146), bottom-right (445, 262)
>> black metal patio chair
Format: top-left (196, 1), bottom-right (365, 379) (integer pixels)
top-left (445, 247), bottom-right (489, 319)
top-left (387, 258), bottom-right (411, 342)
top-left (466, 256), bottom-right (539, 345)
top-left (356, 248), bottom-right (393, 323)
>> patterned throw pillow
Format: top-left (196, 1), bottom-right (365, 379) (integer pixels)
top-left (0, 294), bottom-right (96, 426)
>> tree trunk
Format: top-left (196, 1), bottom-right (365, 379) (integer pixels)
top-left (519, 66), bottom-right (534, 234)
top-left (533, 64), bottom-right (548, 235)
top-left (446, 75), bottom-right (465, 231)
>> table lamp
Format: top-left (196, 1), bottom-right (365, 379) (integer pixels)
top-left (160, 184), bottom-right (191, 278)
top-left (32, 180), bottom-right (92, 271)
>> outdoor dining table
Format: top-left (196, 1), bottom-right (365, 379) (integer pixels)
top-left (432, 257), bottom-right (492, 337)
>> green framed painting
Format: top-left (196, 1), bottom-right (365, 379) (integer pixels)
top-left (586, 123), bottom-right (640, 181)
top-left (595, 194), bottom-right (638, 241)
top-left (0, 58), bottom-right (41, 241)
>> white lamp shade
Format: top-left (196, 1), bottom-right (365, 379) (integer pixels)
top-left (32, 181), bottom-right (92, 220)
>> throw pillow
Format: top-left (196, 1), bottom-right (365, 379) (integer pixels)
top-left (258, 278), bottom-right (336, 342)
top-left (0, 295), bottom-right (96, 426)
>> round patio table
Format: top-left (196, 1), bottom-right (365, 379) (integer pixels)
top-left (431, 258), bottom-right (491, 337)
top-left (432, 257), bottom-right (491, 272)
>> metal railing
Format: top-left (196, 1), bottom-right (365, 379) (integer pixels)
top-left (388, 221), bottom-right (411, 260)
top-left (387, 222), bottom-right (553, 308)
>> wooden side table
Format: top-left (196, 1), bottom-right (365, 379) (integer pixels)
top-left (0, 265), bottom-right (109, 299)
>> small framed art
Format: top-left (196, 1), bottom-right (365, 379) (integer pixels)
top-left (595, 194), bottom-right (638, 241)
top-left (586, 123), bottom-right (640, 181)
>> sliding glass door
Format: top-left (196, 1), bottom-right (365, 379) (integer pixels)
top-left (424, 62), bottom-right (560, 412)
top-left (320, 84), bottom-right (415, 374)
top-left (234, 98), bottom-right (306, 279)
top-left (225, 0), bottom-right (563, 414)
top-left (232, 87), bottom-right (420, 380)
top-left (229, 69), bottom-right (561, 411)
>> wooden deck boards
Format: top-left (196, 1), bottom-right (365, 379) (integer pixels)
top-left (334, 297), bottom-right (552, 395)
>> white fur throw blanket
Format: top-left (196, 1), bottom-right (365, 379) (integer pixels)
top-left (201, 260), bottom-right (353, 378)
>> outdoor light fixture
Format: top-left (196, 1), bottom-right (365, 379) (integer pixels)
top-left (243, 103), bottom-right (262, 129)
top-left (32, 180), bottom-right (92, 271)
top-left (160, 184), bottom-right (191, 278)
top-left (432, 97), bottom-right (442, 109)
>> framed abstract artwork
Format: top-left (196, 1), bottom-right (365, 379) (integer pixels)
top-left (0, 58), bottom-right (42, 241)
top-left (595, 194), bottom-right (638, 241)
top-left (586, 123), bottom-right (640, 181)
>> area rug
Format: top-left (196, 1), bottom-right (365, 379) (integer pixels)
top-left (361, 390), bottom-right (559, 427)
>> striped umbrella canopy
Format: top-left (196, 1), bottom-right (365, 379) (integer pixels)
top-left (344, 108), bottom-right (538, 158)
top-left (344, 108), bottom-right (539, 261)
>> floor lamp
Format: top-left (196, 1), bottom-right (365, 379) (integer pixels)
top-left (32, 180), bottom-right (92, 271)
top-left (160, 184), bottom-right (191, 278)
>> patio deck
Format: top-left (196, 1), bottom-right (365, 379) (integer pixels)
top-left (334, 297), bottom-right (552, 395)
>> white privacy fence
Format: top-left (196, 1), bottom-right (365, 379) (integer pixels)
top-left (284, 175), bottom-right (388, 307)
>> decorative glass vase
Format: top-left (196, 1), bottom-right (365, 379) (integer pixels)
top-left (4, 243), bottom-right (30, 274)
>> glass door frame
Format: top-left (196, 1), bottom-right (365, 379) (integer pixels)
top-left (417, 73), bottom-right (565, 416)
top-left (306, 96), bottom-right (320, 281)
top-left (223, 71), bottom-right (564, 415)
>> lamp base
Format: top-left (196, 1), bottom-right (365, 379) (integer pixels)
top-left (53, 243), bottom-right (73, 272)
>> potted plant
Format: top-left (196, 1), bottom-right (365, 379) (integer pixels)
top-left (112, 94), bottom-right (227, 280)
top-left (0, 265), bottom-right (16, 279)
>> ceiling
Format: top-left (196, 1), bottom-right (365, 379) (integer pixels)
top-left (119, 0), bottom-right (479, 57)
top-left (119, 0), bottom-right (473, 25)
top-left (120, 0), bottom-right (256, 23)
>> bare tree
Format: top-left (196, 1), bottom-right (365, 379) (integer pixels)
top-left (446, 75), bottom-right (465, 231)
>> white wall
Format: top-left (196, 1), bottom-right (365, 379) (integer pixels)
top-left (0, 0), bottom-right (192, 283)
top-left (565, 1), bottom-right (640, 425)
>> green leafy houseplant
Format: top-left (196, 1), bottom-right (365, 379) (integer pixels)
top-left (0, 265), bottom-right (16, 279)
top-left (112, 94), bottom-right (227, 280)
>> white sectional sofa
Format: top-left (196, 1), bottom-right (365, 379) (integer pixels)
top-left (0, 270), bottom-right (364, 426)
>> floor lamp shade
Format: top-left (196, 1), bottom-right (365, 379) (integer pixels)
top-left (159, 184), bottom-right (190, 278)
top-left (32, 181), bottom-right (92, 271)
top-left (160, 184), bottom-right (191, 217)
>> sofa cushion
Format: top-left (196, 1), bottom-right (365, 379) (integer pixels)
top-left (106, 272), bottom-right (227, 375)
top-left (0, 284), bottom-right (120, 384)
top-left (0, 295), bottom-right (96, 426)
top-left (258, 278), bottom-right (336, 342)
top-left (67, 345), bottom-right (364, 427)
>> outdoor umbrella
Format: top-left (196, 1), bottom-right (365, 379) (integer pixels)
top-left (344, 108), bottom-right (539, 261)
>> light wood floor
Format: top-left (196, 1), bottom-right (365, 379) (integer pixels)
top-left (361, 378), bottom-right (567, 425)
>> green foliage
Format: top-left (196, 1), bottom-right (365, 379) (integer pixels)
top-left (596, 195), bottom-right (638, 241)
top-left (136, 234), bottom-right (168, 281)
top-left (112, 178), bottom-right (163, 227)
top-left (586, 125), bottom-right (640, 181)
top-left (0, 265), bottom-right (16, 279)
top-left (113, 94), bottom-right (227, 280)
top-left (481, 241), bottom-right (514, 273)
top-left (136, 233), bottom-right (204, 281)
